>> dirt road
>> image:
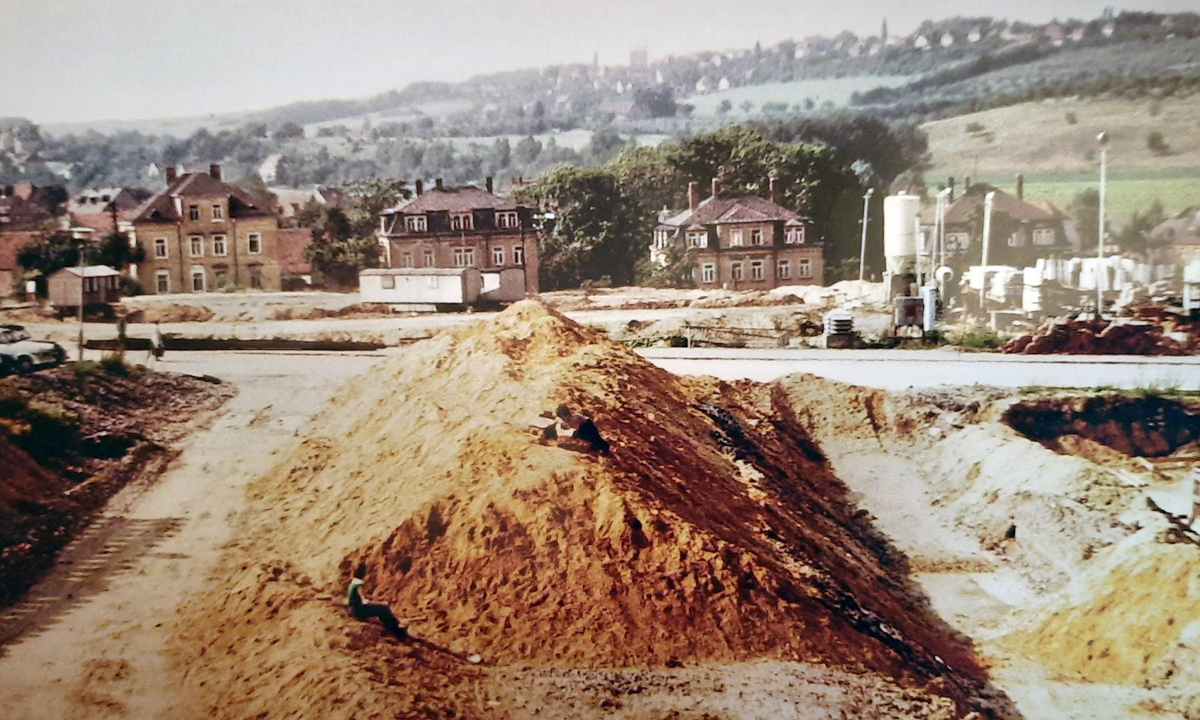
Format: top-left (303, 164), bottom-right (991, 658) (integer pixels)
top-left (0, 352), bottom-right (382, 719)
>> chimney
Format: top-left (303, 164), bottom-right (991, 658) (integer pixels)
top-left (1016, 173), bottom-right (1024, 201)
top-left (687, 181), bottom-right (699, 211)
top-left (948, 176), bottom-right (955, 203)
top-left (415, 179), bottom-right (423, 196)
top-left (486, 176), bottom-right (494, 194)
top-left (209, 163), bottom-right (222, 181)
top-left (165, 166), bottom-right (177, 184)
top-left (711, 177), bottom-right (720, 199)
top-left (435, 178), bottom-right (444, 191)
top-left (769, 177), bottom-right (779, 205)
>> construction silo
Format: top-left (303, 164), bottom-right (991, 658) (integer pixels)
top-left (883, 193), bottom-right (921, 295)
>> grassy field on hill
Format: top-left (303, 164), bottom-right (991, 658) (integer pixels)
top-left (923, 94), bottom-right (1200, 225)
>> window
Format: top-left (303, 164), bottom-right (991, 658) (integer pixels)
top-left (212, 234), bottom-right (227, 256)
top-left (686, 231), bottom-right (707, 248)
top-left (701, 263), bottom-right (716, 283)
top-left (946, 233), bottom-right (969, 252)
top-left (512, 245), bottom-right (524, 265)
top-left (730, 229), bottom-right (743, 247)
top-left (750, 228), bottom-right (763, 245)
top-left (155, 270), bottom-right (170, 294)
top-left (249, 268), bottom-right (262, 289)
top-left (188, 205), bottom-right (199, 221)
top-left (191, 267), bottom-right (206, 292)
top-left (750, 260), bottom-right (764, 280)
top-left (189, 235), bottom-right (204, 257)
top-left (451, 213), bottom-right (473, 231)
top-left (453, 247), bottom-right (475, 267)
top-left (496, 211), bottom-right (518, 229)
top-left (423, 250), bottom-right (435, 267)
top-left (654, 229), bottom-right (670, 249)
top-left (405, 215), bottom-right (428, 233)
top-left (493, 246), bottom-right (505, 266)
top-left (1007, 233), bottom-right (1019, 247)
top-left (1033, 228), bottom-right (1055, 246)
top-left (154, 237), bottom-right (168, 258)
top-left (785, 226), bottom-right (805, 244)
top-left (214, 270), bottom-right (228, 288)
top-left (247, 233), bottom-right (262, 254)
top-left (381, 275), bottom-right (395, 289)
top-left (798, 258), bottom-right (812, 278)
top-left (777, 259), bottom-right (791, 278)
top-left (731, 262), bottom-right (743, 281)
top-left (402, 252), bottom-right (414, 268)
top-left (212, 204), bottom-right (224, 221)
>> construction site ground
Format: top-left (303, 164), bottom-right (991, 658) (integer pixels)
top-left (1, 296), bottom-right (1198, 719)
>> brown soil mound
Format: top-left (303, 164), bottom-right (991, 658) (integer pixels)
top-left (136, 303), bottom-right (215, 323)
top-left (1004, 394), bottom-right (1200, 458)
top-left (174, 300), bottom-right (1007, 719)
top-left (1001, 317), bottom-right (1191, 355)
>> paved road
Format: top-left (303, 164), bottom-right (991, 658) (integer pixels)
top-left (638, 347), bottom-right (1200, 391)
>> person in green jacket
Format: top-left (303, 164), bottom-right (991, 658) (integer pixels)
top-left (348, 564), bottom-right (407, 639)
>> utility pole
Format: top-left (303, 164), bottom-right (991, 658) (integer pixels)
top-left (76, 236), bottom-right (85, 361)
top-left (980, 191), bottom-right (996, 322)
top-left (1097, 131), bottom-right (1109, 317)
top-left (858, 187), bottom-right (874, 283)
top-left (935, 187), bottom-right (951, 296)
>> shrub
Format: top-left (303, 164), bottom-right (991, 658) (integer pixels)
top-left (1147, 131), bottom-right (1170, 155)
top-left (99, 353), bottom-right (132, 377)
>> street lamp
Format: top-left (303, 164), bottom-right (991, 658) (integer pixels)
top-left (935, 187), bottom-right (952, 295)
top-left (858, 187), bottom-right (874, 283)
top-left (1097, 131), bottom-right (1109, 317)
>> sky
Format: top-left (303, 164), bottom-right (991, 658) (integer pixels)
top-left (1, 0), bottom-right (1196, 124)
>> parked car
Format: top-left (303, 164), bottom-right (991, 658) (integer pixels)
top-left (0, 325), bottom-right (66, 375)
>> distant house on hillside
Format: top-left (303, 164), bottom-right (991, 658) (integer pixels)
top-left (377, 178), bottom-right (538, 302)
top-left (270, 186), bottom-right (343, 222)
top-left (921, 185), bottom-right (1070, 269)
top-left (1148, 207), bottom-right (1200, 267)
top-left (68, 187), bottom-right (145, 237)
top-left (652, 178), bottom-right (823, 289)
top-left (131, 165), bottom-right (282, 294)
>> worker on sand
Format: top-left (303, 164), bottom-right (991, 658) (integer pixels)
top-left (555, 404), bottom-right (610, 454)
top-left (348, 564), bottom-right (408, 639)
top-left (150, 322), bottom-right (165, 363)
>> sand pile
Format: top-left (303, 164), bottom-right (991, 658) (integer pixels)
top-left (173, 300), bottom-right (1007, 719)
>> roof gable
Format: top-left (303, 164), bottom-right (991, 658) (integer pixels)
top-left (133, 173), bottom-right (270, 223)
top-left (385, 185), bottom-right (520, 215)
top-left (662, 193), bottom-right (804, 228)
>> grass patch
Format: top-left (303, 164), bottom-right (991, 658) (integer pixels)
top-left (949, 329), bottom-right (1006, 350)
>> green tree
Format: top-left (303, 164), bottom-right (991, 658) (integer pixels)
top-left (16, 231), bottom-right (81, 297)
top-left (1116, 201), bottom-right (1165, 255)
top-left (1071, 189), bottom-right (1103, 253)
top-left (302, 206), bottom-right (382, 289)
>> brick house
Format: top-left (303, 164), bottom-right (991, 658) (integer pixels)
top-left (652, 179), bottom-right (823, 289)
top-left (1148, 207), bottom-right (1200, 267)
top-left (377, 178), bottom-right (538, 301)
top-left (131, 165), bottom-right (281, 294)
top-left (923, 185), bottom-right (1070, 270)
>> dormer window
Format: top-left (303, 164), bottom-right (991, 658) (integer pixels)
top-left (785, 226), bottom-right (805, 244)
top-left (496, 211), bottom-right (518, 229)
top-left (686, 231), bottom-right (707, 248)
top-left (654, 228), bottom-right (671, 249)
top-left (730, 229), bottom-right (744, 247)
top-left (405, 215), bottom-right (428, 233)
top-left (450, 212), bottom-right (473, 231)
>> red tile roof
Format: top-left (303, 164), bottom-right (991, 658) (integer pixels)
top-left (277, 228), bottom-right (313, 274)
top-left (385, 185), bottom-right (519, 215)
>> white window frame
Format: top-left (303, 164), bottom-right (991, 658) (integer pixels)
top-left (211, 234), bottom-right (227, 257)
top-left (1007, 233), bottom-right (1019, 247)
top-left (381, 275), bottom-right (396, 289)
top-left (189, 235), bottom-right (204, 257)
top-left (786, 226), bottom-right (805, 244)
top-left (451, 213), bottom-right (473, 231)
top-left (423, 249), bottom-right (435, 267)
top-left (777, 259), bottom-right (791, 278)
top-left (750, 259), bottom-right (764, 279)
top-left (211, 203), bottom-right (224, 221)
top-left (798, 258), bottom-right (812, 278)
top-left (750, 228), bottom-right (764, 246)
top-left (405, 215), bottom-right (428, 233)
top-left (654, 229), bottom-right (670, 249)
top-left (512, 245), bottom-right (524, 265)
top-left (492, 246), bottom-right (505, 266)
top-left (701, 263), bottom-right (716, 283)
top-left (190, 266), bottom-right (206, 292)
top-left (402, 252), bottom-right (414, 268)
top-left (686, 231), bottom-right (707, 249)
top-left (1032, 228), bottom-right (1055, 246)
top-left (153, 237), bottom-right (169, 259)
top-left (730, 229), bottom-right (743, 247)
top-left (155, 269), bottom-right (170, 294)
top-left (496, 211), bottom-right (518, 229)
top-left (731, 261), bottom-right (744, 281)
top-left (247, 233), bottom-right (262, 254)
top-left (453, 247), bottom-right (475, 267)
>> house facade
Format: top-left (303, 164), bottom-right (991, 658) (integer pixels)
top-left (131, 165), bottom-right (281, 294)
top-left (378, 179), bottom-right (538, 301)
top-left (1148, 207), bottom-right (1200, 267)
top-left (652, 179), bottom-right (823, 289)
top-left (922, 185), bottom-right (1070, 270)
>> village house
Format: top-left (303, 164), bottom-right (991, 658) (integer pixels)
top-left (377, 178), bottom-right (538, 302)
top-left (1148, 207), bottom-right (1200, 267)
top-left (0, 183), bottom-right (61, 296)
top-left (652, 178), bottom-right (823, 289)
top-left (67, 187), bottom-right (146, 238)
top-left (921, 183), bottom-right (1070, 270)
top-left (131, 165), bottom-right (282, 294)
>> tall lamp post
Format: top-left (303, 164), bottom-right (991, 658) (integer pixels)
top-left (858, 187), bottom-right (874, 283)
top-left (1097, 131), bottom-right (1109, 317)
top-left (76, 236), bottom-right (85, 361)
top-left (934, 187), bottom-right (951, 295)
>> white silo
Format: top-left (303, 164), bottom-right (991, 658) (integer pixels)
top-left (883, 193), bottom-right (921, 276)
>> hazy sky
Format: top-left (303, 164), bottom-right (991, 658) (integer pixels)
top-left (1, 0), bottom-right (1195, 124)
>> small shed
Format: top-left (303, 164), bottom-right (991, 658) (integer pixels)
top-left (48, 265), bottom-right (122, 308)
top-left (359, 267), bottom-right (483, 308)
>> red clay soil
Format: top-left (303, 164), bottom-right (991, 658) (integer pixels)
top-left (1001, 317), bottom-right (1193, 355)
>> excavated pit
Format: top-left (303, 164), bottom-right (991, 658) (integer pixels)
top-left (1003, 394), bottom-right (1200, 458)
top-left (173, 300), bottom-right (1013, 720)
